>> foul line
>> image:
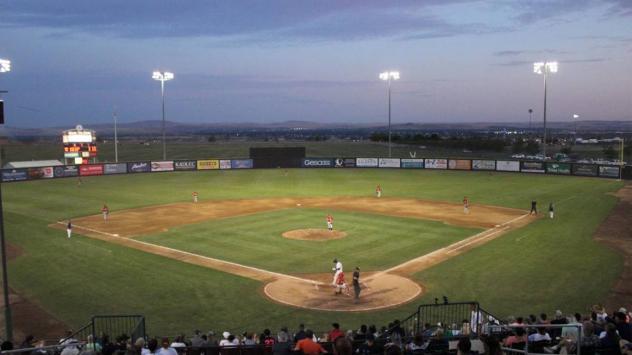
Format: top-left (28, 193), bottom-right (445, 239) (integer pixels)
top-left (57, 221), bottom-right (324, 286)
top-left (369, 213), bottom-right (530, 279)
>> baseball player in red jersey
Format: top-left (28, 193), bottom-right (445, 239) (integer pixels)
top-left (463, 196), bottom-right (469, 214)
top-left (335, 271), bottom-right (350, 296)
top-left (326, 214), bottom-right (334, 231)
top-left (192, 191), bottom-right (198, 203)
top-left (376, 185), bottom-right (382, 198)
top-left (101, 204), bottom-right (110, 222)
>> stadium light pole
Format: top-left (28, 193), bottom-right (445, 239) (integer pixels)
top-left (379, 71), bottom-right (400, 158)
top-left (152, 71), bottom-right (174, 160)
top-left (113, 107), bottom-right (119, 163)
top-left (528, 108), bottom-right (533, 133)
top-left (533, 61), bottom-right (558, 159)
top-left (619, 137), bottom-right (624, 181)
top-left (572, 114), bottom-right (579, 145)
top-left (0, 57), bottom-right (12, 342)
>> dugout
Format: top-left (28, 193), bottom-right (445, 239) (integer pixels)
top-left (250, 147), bottom-right (305, 168)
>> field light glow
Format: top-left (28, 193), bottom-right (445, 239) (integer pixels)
top-left (0, 59), bottom-right (11, 73)
top-left (534, 61), bottom-right (558, 74)
top-left (152, 71), bottom-right (174, 81)
top-left (379, 71), bottom-right (400, 81)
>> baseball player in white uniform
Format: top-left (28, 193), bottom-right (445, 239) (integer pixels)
top-left (66, 220), bottom-right (72, 239)
top-left (332, 258), bottom-right (343, 286)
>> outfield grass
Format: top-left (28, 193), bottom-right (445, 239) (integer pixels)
top-left (2, 169), bottom-right (623, 335)
top-left (139, 208), bottom-right (481, 274)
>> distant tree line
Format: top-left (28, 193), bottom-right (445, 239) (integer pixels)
top-left (369, 132), bottom-right (507, 152)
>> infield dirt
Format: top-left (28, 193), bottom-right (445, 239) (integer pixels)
top-left (51, 197), bottom-right (531, 312)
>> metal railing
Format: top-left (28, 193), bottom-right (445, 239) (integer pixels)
top-left (60, 315), bottom-right (145, 345)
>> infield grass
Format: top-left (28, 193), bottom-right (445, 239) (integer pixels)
top-left (139, 208), bottom-right (481, 274)
top-left (2, 169), bottom-right (624, 335)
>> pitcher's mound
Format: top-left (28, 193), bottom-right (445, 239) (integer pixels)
top-left (264, 273), bottom-right (422, 312)
top-left (282, 229), bottom-right (347, 241)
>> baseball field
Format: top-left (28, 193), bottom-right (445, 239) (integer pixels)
top-left (1, 168), bottom-right (625, 336)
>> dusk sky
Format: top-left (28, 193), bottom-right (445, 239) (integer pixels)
top-left (0, 1), bottom-right (631, 128)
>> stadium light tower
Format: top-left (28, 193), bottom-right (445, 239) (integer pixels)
top-left (152, 71), bottom-right (174, 160)
top-left (0, 57), bottom-right (12, 342)
top-left (572, 113), bottom-right (579, 144)
top-left (533, 61), bottom-right (558, 158)
top-left (379, 71), bottom-right (400, 158)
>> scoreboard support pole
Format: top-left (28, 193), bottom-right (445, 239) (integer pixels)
top-left (0, 88), bottom-right (12, 341)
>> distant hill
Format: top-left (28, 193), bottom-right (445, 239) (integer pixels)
top-left (1, 119), bottom-right (631, 137)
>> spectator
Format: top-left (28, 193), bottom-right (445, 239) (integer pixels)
top-left (0, 341), bottom-right (13, 351)
top-left (581, 321), bottom-right (600, 348)
top-left (102, 335), bottom-right (117, 355)
top-left (272, 332), bottom-right (292, 355)
top-left (599, 323), bottom-right (622, 355)
top-left (368, 325), bottom-right (378, 338)
top-left (205, 331), bottom-right (218, 347)
top-left (242, 333), bottom-right (256, 346)
top-left (190, 330), bottom-right (204, 348)
top-left (470, 305), bottom-right (483, 335)
top-left (261, 329), bottom-right (276, 346)
top-left (333, 337), bottom-right (352, 355)
top-left (329, 323), bottom-right (344, 342)
top-left (60, 340), bottom-right (80, 355)
top-left (133, 338), bottom-right (149, 355)
top-left (482, 335), bottom-right (502, 355)
top-left (405, 334), bottom-right (425, 353)
top-left (356, 334), bottom-right (382, 355)
top-left (170, 335), bottom-right (186, 349)
top-left (60, 331), bottom-right (77, 346)
top-left (147, 339), bottom-right (159, 355)
top-left (528, 315), bottom-right (537, 325)
top-left (355, 325), bottom-right (367, 343)
top-left (550, 310), bottom-right (568, 339)
top-left (384, 345), bottom-right (401, 355)
top-left (503, 328), bottom-right (527, 348)
top-left (294, 330), bottom-right (327, 355)
top-left (528, 327), bottom-right (551, 342)
top-left (615, 312), bottom-right (632, 342)
top-left (84, 335), bottom-right (103, 354)
top-left (457, 337), bottom-right (474, 355)
top-left (156, 338), bottom-right (177, 355)
top-left (539, 313), bottom-right (550, 325)
top-left (425, 329), bottom-right (448, 354)
top-left (20, 335), bottom-right (35, 349)
top-left (294, 324), bottom-right (307, 342)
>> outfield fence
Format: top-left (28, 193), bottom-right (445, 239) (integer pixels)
top-left (2, 157), bottom-right (630, 183)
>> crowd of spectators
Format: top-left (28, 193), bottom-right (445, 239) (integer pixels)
top-left (2, 305), bottom-right (631, 355)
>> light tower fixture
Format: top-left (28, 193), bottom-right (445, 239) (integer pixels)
top-left (533, 61), bottom-right (558, 158)
top-left (152, 71), bottom-right (174, 160)
top-left (379, 71), bottom-right (400, 158)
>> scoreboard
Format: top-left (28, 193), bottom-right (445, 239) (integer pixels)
top-left (63, 143), bottom-right (97, 159)
top-left (62, 125), bottom-right (97, 164)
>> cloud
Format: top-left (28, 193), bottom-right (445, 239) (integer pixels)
top-left (0, 0), bottom-right (506, 43)
top-left (604, 0), bottom-right (632, 16)
top-left (493, 49), bottom-right (570, 57)
top-left (496, 57), bottom-right (609, 66)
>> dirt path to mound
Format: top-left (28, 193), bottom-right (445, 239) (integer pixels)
top-left (50, 197), bottom-right (531, 312)
top-left (282, 229), bottom-right (347, 241)
top-left (594, 183), bottom-right (632, 312)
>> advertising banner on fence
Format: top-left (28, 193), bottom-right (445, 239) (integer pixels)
top-left (401, 159), bottom-right (424, 168)
top-left (54, 165), bottom-right (79, 178)
top-left (546, 162), bottom-right (571, 175)
top-left (356, 158), bottom-right (378, 168)
top-left (496, 160), bottom-right (520, 172)
top-left (1, 169), bottom-right (28, 182)
top-left (424, 159), bottom-right (448, 169)
top-left (472, 160), bottom-right (496, 171)
top-left (104, 163), bottom-right (127, 175)
top-left (231, 159), bottom-right (253, 169)
top-left (572, 164), bottom-right (598, 176)
top-left (302, 158), bottom-right (334, 168)
top-left (80, 164), bottom-right (104, 176)
top-left (599, 166), bottom-right (620, 178)
top-left (448, 159), bottom-right (472, 170)
top-left (197, 159), bottom-right (219, 170)
top-left (28, 167), bottom-right (54, 179)
top-left (151, 161), bottom-right (174, 172)
top-left (220, 160), bottom-right (232, 169)
top-left (334, 158), bottom-right (356, 168)
top-left (378, 158), bottom-right (400, 168)
top-left (521, 161), bottom-right (545, 173)
top-left (127, 161), bottom-right (151, 173)
top-left (174, 160), bottom-right (197, 171)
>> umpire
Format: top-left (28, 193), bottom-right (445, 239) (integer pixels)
top-left (353, 267), bottom-right (361, 302)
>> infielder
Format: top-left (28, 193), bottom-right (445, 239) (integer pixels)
top-left (549, 202), bottom-right (554, 219)
top-left (375, 185), bottom-right (382, 198)
top-left (66, 220), bottom-right (72, 239)
top-left (463, 196), bottom-right (469, 214)
top-left (326, 214), bottom-right (334, 231)
top-left (192, 191), bottom-right (199, 203)
top-left (102, 204), bottom-right (110, 222)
